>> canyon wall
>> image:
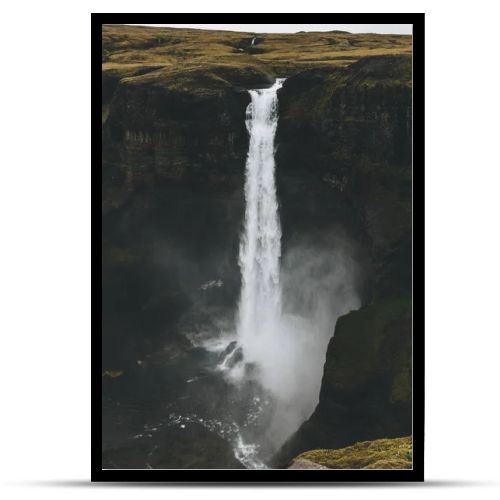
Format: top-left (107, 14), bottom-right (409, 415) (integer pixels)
top-left (274, 55), bottom-right (412, 464)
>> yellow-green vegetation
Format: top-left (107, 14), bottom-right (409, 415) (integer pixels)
top-left (295, 436), bottom-right (412, 469)
top-left (102, 24), bottom-right (412, 86)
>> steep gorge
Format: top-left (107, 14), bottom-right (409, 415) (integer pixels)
top-left (101, 25), bottom-right (412, 468)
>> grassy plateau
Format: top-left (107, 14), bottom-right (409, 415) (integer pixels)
top-left (102, 24), bottom-right (412, 88)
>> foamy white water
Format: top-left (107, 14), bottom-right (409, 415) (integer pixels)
top-left (233, 434), bottom-right (269, 469)
top-left (237, 79), bottom-right (285, 370)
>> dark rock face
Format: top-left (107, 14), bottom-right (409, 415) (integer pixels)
top-left (103, 81), bottom-right (250, 203)
top-left (277, 55), bottom-right (412, 300)
top-left (102, 180), bottom-right (244, 372)
top-left (102, 75), bottom-right (255, 372)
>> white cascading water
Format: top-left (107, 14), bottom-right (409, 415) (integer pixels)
top-left (237, 79), bottom-right (285, 373)
top-left (221, 78), bottom-right (360, 459)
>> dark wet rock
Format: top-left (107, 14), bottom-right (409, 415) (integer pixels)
top-left (102, 422), bottom-right (245, 469)
top-left (277, 55), bottom-right (412, 301)
top-left (223, 345), bottom-right (243, 369)
top-left (217, 341), bottom-right (244, 369)
top-left (218, 340), bottom-right (238, 362)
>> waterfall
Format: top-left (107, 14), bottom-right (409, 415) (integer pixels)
top-left (236, 79), bottom-right (285, 376)
top-left (224, 78), bottom-right (360, 456)
top-left (251, 36), bottom-right (256, 46)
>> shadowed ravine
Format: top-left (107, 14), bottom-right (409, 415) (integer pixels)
top-left (102, 79), bottom-right (360, 469)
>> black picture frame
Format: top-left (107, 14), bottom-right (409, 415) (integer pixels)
top-left (93, 13), bottom-right (425, 483)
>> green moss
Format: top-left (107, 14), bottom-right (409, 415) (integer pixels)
top-left (296, 436), bottom-right (412, 469)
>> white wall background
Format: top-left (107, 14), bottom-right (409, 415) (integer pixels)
top-left (1, 1), bottom-right (499, 499)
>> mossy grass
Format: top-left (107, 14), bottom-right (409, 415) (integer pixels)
top-left (295, 436), bottom-right (412, 469)
top-left (102, 24), bottom-right (412, 87)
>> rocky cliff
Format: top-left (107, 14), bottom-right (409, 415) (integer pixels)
top-left (274, 55), bottom-right (412, 465)
top-left (275, 298), bottom-right (412, 465)
top-left (277, 55), bottom-right (412, 298)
